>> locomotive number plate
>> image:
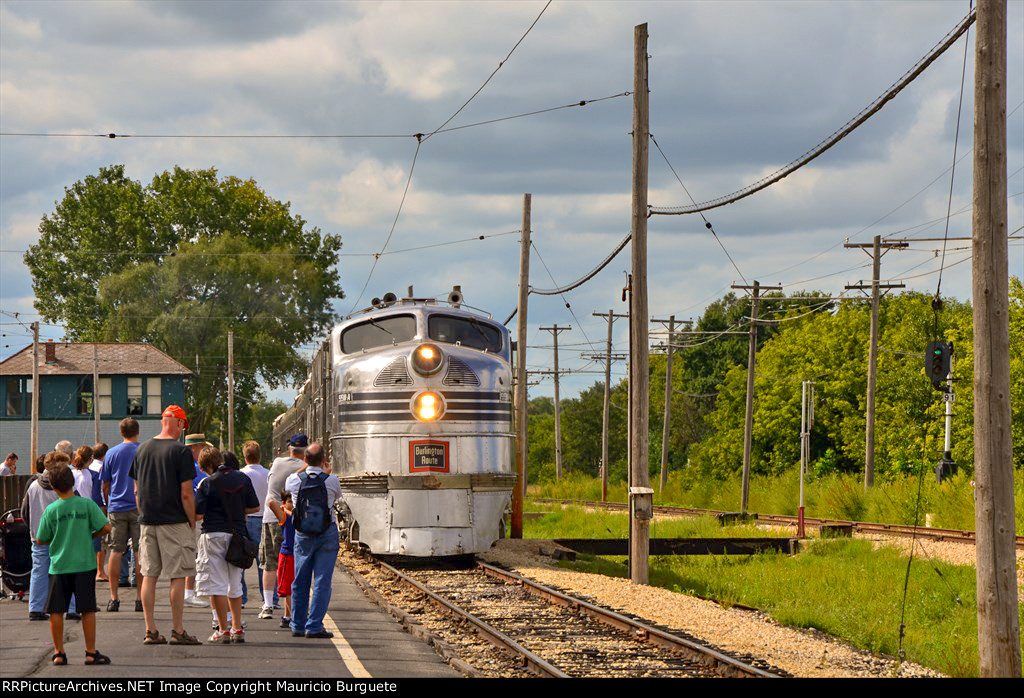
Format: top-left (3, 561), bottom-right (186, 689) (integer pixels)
top-left (409, 440), bottom-right (450, 473)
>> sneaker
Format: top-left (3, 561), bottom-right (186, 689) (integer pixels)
top-left (118, 578), bottom-right (131, 588)
top-left (106, 599), bottom-right (120, 612)
top-left (170, 629), bottom-right (202, 645)
top-left (208, 629), bottom-right (230, 644)
top-left (280, 616), bottom-right (291, 628)
top-left (65, 612), bottom-right (82, 621)
top-left (135, 600), bottom-right (143, 612)
top-left (184, 595), bottom-right (208, 608)
top-left (230, 628), bottom-right (245, 643)
top-left (258, 606), bottom-right (273, 620)
top-left (29, 612), bottom-right (49, 621)
top-left (306, 630), bottom-right (333, 639)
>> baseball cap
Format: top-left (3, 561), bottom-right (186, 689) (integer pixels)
top-left (162, 405), bottom-right (189, 430)
top-left (288, 433), bottom-right (308, 448)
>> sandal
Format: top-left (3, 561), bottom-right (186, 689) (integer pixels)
top-left (143, 630), bottom-right (167, 645)
top-left (169, 629), bottom-right (201, 645)
top-left (52, 652), bottom-right (67, 666)
top-left (85, 650), bottom-right (111, 665)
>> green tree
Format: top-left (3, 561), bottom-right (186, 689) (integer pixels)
top-left (25, 165), bottom-right (343, 433)
top-left (236, 398), bottom-right (290, 462)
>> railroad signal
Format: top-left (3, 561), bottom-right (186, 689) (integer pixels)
top-left (925, 341), bottom-right (952, 392)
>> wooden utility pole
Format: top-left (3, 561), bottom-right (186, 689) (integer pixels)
top-left (731, 281), bottom-right (782, 514)
top-left (227, 330), bottom-right (235, 452)
top-left (592, 310), bottom-right (628, 501)
top-left (30, 322), bottom-right (39, 466)
top-left (972, 0), bottom-right (1020, 677)
top-left (539, 325), bottom-right (571, 479)
top-left (512, 193), bottom-right (532, 539)
top-left (844, 235), bottom-right (907, 490)
top-left (93, 344), bottom-right (101, 443)
top-left (650, 315), bottom-right (679, 491)
top-left (628, 22), bottom-right (652, 585)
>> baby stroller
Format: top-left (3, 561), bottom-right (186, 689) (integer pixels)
top-left (0, 508), bottom-right (31, 599)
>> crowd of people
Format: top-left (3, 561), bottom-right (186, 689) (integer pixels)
top-left (15, 404), bottom-right (342, 666)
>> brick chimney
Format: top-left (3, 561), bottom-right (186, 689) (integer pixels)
top-left (45, 339), bottom-right (56, 364)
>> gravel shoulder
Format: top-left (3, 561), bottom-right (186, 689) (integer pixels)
top-left (480, 539), bottom-right (943, 678)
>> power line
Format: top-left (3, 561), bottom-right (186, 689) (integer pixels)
top-left (650, 7), bottom-right (977, 215)
top-left (649, 133), bottom-right (748, 283)
top-left (347, 139), bottom-right (423, 313)
top-left (422, 0), bottom-right (553, 142)
top-left (0, 90), bottom-right (630, 142)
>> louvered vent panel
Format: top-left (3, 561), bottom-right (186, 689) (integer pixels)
top-left (374, 357), bottom-right (412, 386)
top-left (443, 357), bottom-right (480, 386)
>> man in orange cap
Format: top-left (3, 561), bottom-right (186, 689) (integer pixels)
top-left (128, 405), bottom-right (202, 645)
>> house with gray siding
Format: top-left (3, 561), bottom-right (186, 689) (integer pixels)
top-left (0, 340), bottom-right (191, 457)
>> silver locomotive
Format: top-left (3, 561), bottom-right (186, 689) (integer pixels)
top-left (272, 288), bottom-right (516, 556)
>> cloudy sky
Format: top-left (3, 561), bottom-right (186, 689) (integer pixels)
top-left (1, 0), bottom-right (1021, 404)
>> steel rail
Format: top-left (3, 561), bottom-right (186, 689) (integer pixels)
top-left (476, 561), bottom-right (778, 678)
top-left (531, 497), bottom-right (1024, 550)
top-left (374, 559), bottom-right (570, 678)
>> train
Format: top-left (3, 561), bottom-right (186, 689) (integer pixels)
top-left (271, 287), bottom-right (516, 556)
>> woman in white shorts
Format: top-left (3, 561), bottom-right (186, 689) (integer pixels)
top-left (193, 448), bottom-right (260, 644)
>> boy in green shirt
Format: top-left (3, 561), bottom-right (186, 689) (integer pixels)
top-left (36, 461), bottom-right (112, 666)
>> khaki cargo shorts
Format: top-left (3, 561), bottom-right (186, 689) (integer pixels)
top-left (139, 522), bottom-right (197, 580)
top-left (109, 510), bottom-right (141, 555)
top-left (258, 522), bottom-right (283, 571)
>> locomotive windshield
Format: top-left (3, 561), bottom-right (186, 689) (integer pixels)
top-left (341, 314), bottom-right (417, 353)
top-left (428, 314), bottom-right (503, 353)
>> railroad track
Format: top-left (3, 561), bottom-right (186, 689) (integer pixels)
top-left (532, 497), bottom-right (1024, 550)
top-left (341, 550), bottom-right (780, 678)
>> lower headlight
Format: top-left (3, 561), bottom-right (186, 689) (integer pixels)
top-left (413, 391), bottom-right (444, 421)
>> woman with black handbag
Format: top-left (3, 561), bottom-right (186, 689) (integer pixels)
top-left (194, 448), bottom-right (259, 644)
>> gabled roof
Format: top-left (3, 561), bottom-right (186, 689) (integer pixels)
top-left (0, 342), bottom-right (192, 377)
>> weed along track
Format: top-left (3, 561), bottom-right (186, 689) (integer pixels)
top-left (339, 547), bottom-right (780, 678)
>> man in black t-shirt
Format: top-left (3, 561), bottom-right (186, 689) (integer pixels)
top-left (128, 405), bottom-right (202, 646)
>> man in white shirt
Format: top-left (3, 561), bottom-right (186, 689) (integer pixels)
top-left (240, 440), bottom-right (270, 611)
top-left (284, 442), bottom-right (340, 639)
top-left (259, 434), bottom-right (307, 619)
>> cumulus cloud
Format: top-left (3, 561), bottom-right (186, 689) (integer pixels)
top-left (1, 0), bottom-right (1021, 397)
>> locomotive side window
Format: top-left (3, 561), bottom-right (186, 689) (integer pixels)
top-left (341, 314), bottom-right (417, 353)
top-left (428, 314), bottom-right (502, 353)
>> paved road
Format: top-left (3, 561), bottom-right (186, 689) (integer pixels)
top-left (0, 563), bottom-right (457, 678)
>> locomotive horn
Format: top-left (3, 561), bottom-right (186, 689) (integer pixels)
top-left (448, 285), bottom-right (463, 308)
top-left (371, 297), bottom-right (382, 308)
top-left (382, 292), bottom-right (397, 306)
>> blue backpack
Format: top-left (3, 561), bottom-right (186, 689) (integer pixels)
top-left (294, 471), bottom-right (331, 535)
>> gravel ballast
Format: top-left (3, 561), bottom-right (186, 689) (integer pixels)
top-left (480, 539), bottom-right (944, 678)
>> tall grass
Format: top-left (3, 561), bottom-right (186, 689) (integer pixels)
top-left (528, 470), bottom-right (1024, 534)
top-left (524, 506), bottom-right (1015, 677)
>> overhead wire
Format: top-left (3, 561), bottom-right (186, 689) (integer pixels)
top-left (650, 133), bottom-right (748, 284)
top-left (421, 0), bottom-right (552, 141)
top-left (649, 8), bottom-right (977, 215)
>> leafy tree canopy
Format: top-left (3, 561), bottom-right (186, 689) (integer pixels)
top-left (25, 165), bottom-right (343, 433)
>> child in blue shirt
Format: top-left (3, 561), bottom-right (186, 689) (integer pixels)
top-left (276, 492), bottom-right (295, 628)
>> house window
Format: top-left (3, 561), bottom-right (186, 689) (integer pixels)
top-left (127, 377), bottom-right (143, 415)
top-left (5, 378), bottom-right (30, 417)
top-left (147, 377), bottom-right (162, 414)
top-left (77, 376), bottom-right (94, 416)
top-left (99, 377), bottom-right (112, 415)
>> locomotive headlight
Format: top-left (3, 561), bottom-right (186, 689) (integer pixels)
top-left (413, 391), bottom-right (444, 421)
top-left (412, 343), bottom-right (444, 375)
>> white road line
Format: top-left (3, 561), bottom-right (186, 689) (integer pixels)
top-left (323, 613), bottom-right (372, 678)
